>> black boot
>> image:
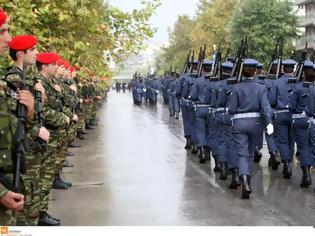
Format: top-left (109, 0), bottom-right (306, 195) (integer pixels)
top-left (268, 151), bottom-right (279, 170)
top-left (78, 132), bottom-right (87, 140)
top-left (219, 162), bottom-right (228, 180)
top-left (240, 175), bottom-right (252, 200)
top-left (254, 149), bottom-right (262, 163)
top-left (169, 111), bottom-right (175, 117)
top-left (63, 160), bottom-right (74, 168)
top-left (175, 112), bottom-right (179, 119)
top-left (184, 136), bottom-right (192, 150)
top-left (66, 151), bottom-right (75, 157)
top-left (52, 176), bottom-right (69, 190)
top-left (300, 166), bottom-right (312, 187)
top-left (213, 156), bottom-right (221, 172)
top-left (68, 140), bottom-right (81, 148)
top-left (85, 122), bottom-right (94, 130)
top-left (282, 160), bottom-right (292, 179)
top-left (45, 212), bottom-right (60, 223)
top-left (198, 147), bottom-right (206, 164)
top-left (191, 142), bottom-right (198, 155)
top-left (229, 168), bottom-right (241, 189)
top-left (81, 130), bottom-right (88, 135)
top-left (205, 146), bottom-right (211, 161)
top-left (38, 211), bottom-right (60, 226)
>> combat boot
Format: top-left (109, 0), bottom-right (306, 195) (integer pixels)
top-left (55, 173), bottom-right (72, 187)
top-left (282, 160), bottom-right (292, 179)
top-left (300, 166), bottom-right (312, 187)
top-left (169, 111), bottom-right (175, 117)
top-left (229, 168), bottom-right (241, 189)
top-left (184, 136), bottom-right (192, 149)
top-left (66, 151), bottom-right (75, 157)
top-left (82, 130), bottom-right (88, 135)
top-left (38, 211), bottom-right (60, 226)
top-left (52, 176), bottom-right (69, 190)
top-left (205, 146), bottom-right (211, 161)
top-left (213, 155), bottom-right (221, 172)
top-left (268, 151), bottom-right (279, 170)
top-left (240, 175), bottom-right (252, 200)
top-left (219, 162), bottom-right (228, 180)
top-left (85, 122), bottom-right (94, 130)
top-left (254, 149), bottom-right (262, 163)
top-left (63, 160), bottom-right (74, 168)
top-left (191, 142), bottom-right (198, 155)
top-left (198, 146), bottom-right (206, 164)
top-left (175, 112), bottom-right (179, 119)
top-left (68, 139), bottom-right (81, 148)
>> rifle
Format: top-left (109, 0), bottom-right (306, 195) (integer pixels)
top-left (189, 50), bottom-right (195, 74)
top-left (266, 43), bottom-right (278, 77)
top-left (228, 37), bottom-right (248, 84)
top-left (182, 49), bottom-right (192, 74)
top-left (224, 42), bottom-right (231, 62)
top-left (211, 49), bottom-right (222, 80)
top-left (276, 38), bottom-right (283, 79)
top-left (290, 41), bottom-right (308, 83)
top-left (33, 76), bottom-right (47, 153)
top-left (13, 63), bottom-right (28, 194)
top-left (197, 44), bottom-right (207, 78)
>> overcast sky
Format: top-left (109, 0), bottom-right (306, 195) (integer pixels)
top-left (110, 0), bottom-right (200, 46)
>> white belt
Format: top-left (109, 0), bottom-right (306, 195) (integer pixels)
top-left (275, 109), bottom-right (290, 114)
top-left (194, 104), bottom-right (210, 107)
top-left (292, 113), bottom-right (308, 119)
top-left (214, 107), bottom-right (225, 113)
top-left (232, 112), bottom-right (260, 120)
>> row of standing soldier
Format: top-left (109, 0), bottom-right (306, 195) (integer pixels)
top-left (131, 38), bottom-right (315, 200)
top-left (0, 9), bottom-right (108, 226)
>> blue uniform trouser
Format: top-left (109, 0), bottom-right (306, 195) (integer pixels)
top-left (187, 102), bottom-right (196, 143)
top-left (208, 111), bottom-right (219, 157)
top-left (180, 100), bottom-right (190, 137)
top-left (274, 112), bottom-right (294, 162)
top-left (162, 90), bottom-right (169, 104)
top-left (309, 122), bottom-right (315, 166)
top-left (215, 111), bottom-right (226, 163)
top-left (168, 93), bottom-right (173, 112)
top-left (222, 113), bottom-right (238, 169)
top-left (232, 117), bottom-right (261, 176)
top-left (260, 115), bottom-right (278, 153)
top-left (171, 95), bottom-right (180, 113)
top-left (293, 117), bottom-right (313, 167)
top-left (133, 89), bottom-right (143, 103)
top-left (195, 106), bottom-right (210, 147)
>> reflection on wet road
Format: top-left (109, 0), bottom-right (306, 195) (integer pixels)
top-left (51, 92), bottom-right (315, 226)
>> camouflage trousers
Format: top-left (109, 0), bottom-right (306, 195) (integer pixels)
top-left (0, 206), bottom-right (12, 226)
top-left (39, 131), bottom-right (59, 212)
top-left (77, 112), bottom-right (85, 131)
top-left (16, 149), bottom-right (42, 226)
top-left (55, 130), bottom-right (68, 175)
top-left (83, 103), bottom-right (92, 122)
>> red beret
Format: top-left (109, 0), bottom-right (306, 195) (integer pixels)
top-left (56, 58), bottom-right (65, 66)
top-left (9, 35), bottom-right (37, 51)
top-left (63, 61), bottom-right (70, 69)
top-left (37, 52), bottom-right (59, 64)
top-left (69, 66), bottom-right (76, 73)
top-left (0, 10), bottom-right (7, 27)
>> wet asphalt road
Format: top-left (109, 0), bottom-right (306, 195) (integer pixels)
top-left (50, 91), bottom-right (315, 226)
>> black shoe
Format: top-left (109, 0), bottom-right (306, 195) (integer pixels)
top-left (60, 178), bottom-right (72, 188)
top-left (169, 111), bottom-right (175, 117)
top-left (198, 147), bottom-right (206, 164)
top-left (81, 130), bottom-right (88, 135)
top-left (175, 112), bottom-right (179, 119)
top-left (52, 178), bottom-right (69, 190)
top-left (68, 141), bottom-right (81, 148)
top-left (219, 162), bottom-right (228, 180)
top-left (300, 166), bottom-right (312, 187)
top-left (229, 168), bottom-right (241, 189)
top-left (282, 160), bottom-right (292, 179)
top-left (254, 150), bottom-right (262, 163)
top-left (191, 143), bottom-right (198, 155)
top-left (38, 212), bottom-right (60, 226)
top-left (45, 212), bottom-right (60, 222)
top-left (205, 146), bottom-right (211, 161)
top-left (184, 136), bottom-right (192, 150)
top-left (66, 151), bottom-right (75, 157)
top-left (268, 152), bottom-right (279, 170)
top-left (213, 156), bottom-right (221, 172)
top-left (91, 119), bottom-right (98, 126)
top-left (240, 175), bottom-right (252, 200)
top-left (85, 123), bottom-right (94, 129)
top-left (63, 160), bottom-right (74, 168)
top-left (78, 133), bottom-right (87, 140)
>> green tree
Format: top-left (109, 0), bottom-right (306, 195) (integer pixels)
top-left (229, 0), bottom-right (297, 65)
top-left (0, 0), bottom-right (160, 78)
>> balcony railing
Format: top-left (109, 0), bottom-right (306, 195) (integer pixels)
top-left (298, 15), bottom-right (315, 26)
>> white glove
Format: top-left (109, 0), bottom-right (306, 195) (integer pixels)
top-left (143, 88), bottom-right (147, 92)
top-left (266, 123), bottom-right (274, 135)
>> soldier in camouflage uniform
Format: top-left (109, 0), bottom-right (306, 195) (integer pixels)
top-left (74, 76), bottom-right (87, 140)
top-left (36, 52), bottom-right (70, 226)
top-left (52, 60), bottom-right (77, 190)
top-left (82, 79), bottom-right (94, 130)
top-left (5, 35), bottom-right (50, 226)
top-left (0, 10), bottom-right (36, 226)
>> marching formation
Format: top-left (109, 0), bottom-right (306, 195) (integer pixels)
top-left (130, 39), bottom-right (315, 200)
top-left (0, 10), bottom-right (108, 226)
